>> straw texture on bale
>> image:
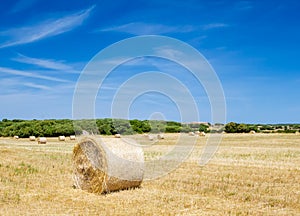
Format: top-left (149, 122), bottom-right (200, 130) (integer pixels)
top-left (58, 136), bottom-right (66, 141)
top-left (38, 137), bottom-right (47, 144)
top-left (72, 136), bottom-right (144, 194)
top-left (29, 136), bottom-right (36, 141)
top-left (70, 135), bottom-right (76, 140)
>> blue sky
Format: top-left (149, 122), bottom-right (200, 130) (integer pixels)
top-left (0, 0), bottom-right (299, 123)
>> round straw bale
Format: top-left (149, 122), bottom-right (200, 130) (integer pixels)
top-left (14, 135), bottom-right (19, 139)
top-left (195, 131), bottom-right (200, 135)
top-left (72, 136), bottom-right (144, 194)
top-left (157, 134), bottom-right (164, 139)
top-left (38, 137), bottom-right (47, 144)
top-left (188, 132), bottom-right (195, 136)
top-left (199, 131), bottom-right (206, 136)
top-left (70, 135), bottom-right (76, 140)
top-left (148, 134), bottom-right (154, 141)
top-left (249, 130), bottom-right (256, 134)
top-left (58, 135), bottom-right (66, 141)
top-left (29, 136), bottom-right (36, 141)
top-left (114, 134), bottom-right (121, 138)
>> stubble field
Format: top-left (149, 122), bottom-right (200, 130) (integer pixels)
top-left (0, 133), bottom-right (299, 215)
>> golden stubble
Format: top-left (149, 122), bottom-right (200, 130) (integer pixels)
top-left (0, 133), bottom-right (299, 215)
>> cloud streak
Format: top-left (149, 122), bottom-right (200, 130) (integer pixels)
top-left (23, 82), bottom-right (52, 90)
top-left (0, 67), bottom-right (69, 82)
top-left (13, 54), bottom-right (79, 73)
top-left (99, 22), bottom-right (195, 35)
top-left (98, 22), bottom-right (229, 35)
top-left (0, 5), bottom-right (95, 48)
top-left (202, 23), bottom-right (229, 30)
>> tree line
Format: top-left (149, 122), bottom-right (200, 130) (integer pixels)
top-left (224, 122), bottom-right (300, 133)
top-left (1, 118), bottom-right (298, 138)
top-left (0, 118), bottom-right (210, 138)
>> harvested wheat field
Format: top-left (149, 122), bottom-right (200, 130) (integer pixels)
top-left (0, 134), bottom-right (299, 215)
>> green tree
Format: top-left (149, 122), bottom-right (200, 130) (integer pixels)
top-left (199, 124), bottom-right (209, 133)
top-left (225, 122), bottom-right (238, 133)
top-left (237, 124), bottom-right (250, 133)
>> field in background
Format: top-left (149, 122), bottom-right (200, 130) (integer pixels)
top-left (0, 134), bottom-right (299, 215)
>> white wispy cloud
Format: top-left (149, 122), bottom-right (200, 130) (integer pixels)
top-left (98, 22), bottom-right (229, 35)
top-left (23, 82), bottom-right (51, 90)
top-left (0, 5), bottom-right (95, 48)
top-left (202, 23), bottom-right (229, 30)
top-left (98, 22), bottom-right (195, 35)
top-left (13, 54), bottom-right (79, 73)
top-left (0, 67), bottom-right (69, 82)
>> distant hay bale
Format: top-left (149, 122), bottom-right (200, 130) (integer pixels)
top-left (70, 135), bottom-right (76, 140)
top-left (157, 134), bottom-right (164, 139)
top-left (13, 136), bottom-right (19, 139)
top-left (72, 137), bottom-right (144, 194)
top-left (29, 136), bottom-right (36, 141)
top-left (199, 131), bottom-right (206, 136)
top-left (195, 131), bottom-right (200, 135)
top-left (38, 137), bottom-right (47, 144)
top-left (114, 134), bottom-right (121, 138)
top-left (148, 134), bottom-right (154, 141)
top-left (58, 136), bottom-right (66, 141)
top-left (188, 132), bottom-right (195, 136)
top-left (250, 130), bottom-right (256, 134)
top-left (295, 131), bottom-right (299, 135)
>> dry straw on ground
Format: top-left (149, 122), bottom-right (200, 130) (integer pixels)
top-left (1, 134), bottom-right (300, 215)
top-left (72, 136), bottom-right (144, 194)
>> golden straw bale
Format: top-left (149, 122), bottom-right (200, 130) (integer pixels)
top-left (72, 136), bottom-right (144, 194)
top-left (188, 132), bottom-right (195, 136)
top-left (157, 134), bottom-right (164, 139)
top-left (114, 134), bottom-right (121, 138)
top-left (199, 132), bottom-right (206, 136)
top-left (58, 136), bottom-right (66, 141)
top-left (38, 137), bottom-right (47, 144)
top-left (29, 136), bottom-right (36, 141)
top-left (148, 135), bottom-right (154, 141)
